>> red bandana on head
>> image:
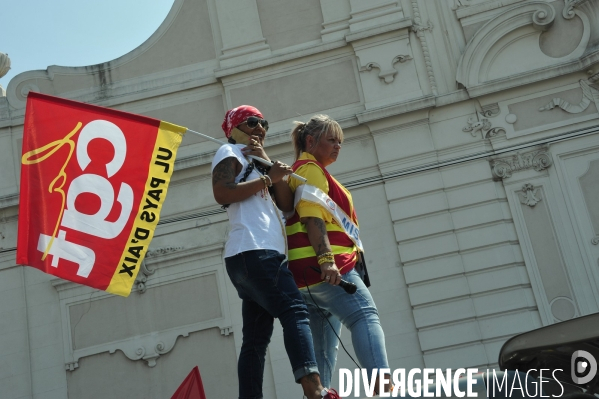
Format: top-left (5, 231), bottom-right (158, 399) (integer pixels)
top-left (221, 105), bottom-right (263, 138)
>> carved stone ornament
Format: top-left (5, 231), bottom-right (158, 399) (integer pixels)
top-left (359, 55), bottom-right (413, 84)
top-left (0, 52), bottom-right (10, 78)
top-left (563, 0), bottom-right (591, 19)
top-left (539, 79), bottom-right (599, 114)
top-left (456, 2), bottom-right (558, 94)
top-left (463, 112), bottom-right (506, 138)
top-left (111, 336), bottom-right (179, 368)
top-left (135, 260), bottom-right (156, 294)
top-left (20, 83), bottom-right (40, 98)
top-left (146, 245), bottom-right (184, 258)
top-left (532, 6), bottom-right (556, 31)
top-left (66, 361), bottom-right (78, 371)
top-left (490, 147), bottom-right (552, 180)
top-left (519, 183), bottom-right (542, 207)
top-left (136, 246), bottom-right (183, 293)
top-left (481, 104), bottom-right (500, 118)
top-left (411, 0), bottom-right (438, 95)
top-left (411, 20), bottom-right (433, 33)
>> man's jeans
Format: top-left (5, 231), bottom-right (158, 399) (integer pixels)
top-left (225, 250), bottom-right (319, 399)
top-left (300, 268), bottom-right (389, 389)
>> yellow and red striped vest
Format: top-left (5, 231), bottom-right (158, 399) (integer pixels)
top-left (286, 159), bottom-right (359, 288)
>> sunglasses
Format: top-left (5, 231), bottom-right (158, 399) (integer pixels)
top-left (241, 116), bottom-right (269, 131)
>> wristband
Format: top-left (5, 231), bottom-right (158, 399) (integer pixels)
top-left (264, 174), bottom-right (273, 187)
top-left (317, 255), bottom-right (335, 266)
top-left (317, 252), bottom-right (334, 259)
top-left (259, 175), bottom-right (268, 189)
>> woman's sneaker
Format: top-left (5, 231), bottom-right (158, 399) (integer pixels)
top-left (321, 388), bottom-right (342, 399)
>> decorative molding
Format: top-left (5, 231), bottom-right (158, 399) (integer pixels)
top-left (220, 327), bottom-right (233, 336)
top-left (66, 361), bottom-right (79, 371)
top-left (463, 116), bottom-right (490, 137)
top-left (135, 260), bottom-right (156, 294)
top-left (454, 0), bottom-right (525, 18)
top-left (20, 83), bottom-right (40, 98)
top-left (220, 39), bottom-right (270, 61)
top-left (481, 103), bottom-right (500, 118)
top-left (531, 6), bottom-right (556, 31)
top-left (62, 271), bottom-right (233, 370)
top-left (55, 243), bottom-right (232, 371)
top-left (539, 79), bottom-right (599, 114)
top-left (145, 245), bottom-right (184, 258)
top-left (456, 1), bottom-right (579, 96)
top-left (0, 193), bottom-right (19, 210)
top-left (349, 1), bottom-right (402, 22)
top-left (549, 296), bottom-right (578, 322)
top-left (505, 113), bottom-right (518, 124)
top-left (452, 0), bottom-right (514, 7)
top-left (411, 20), bottom-right (433, 33)
top-left (519, 183), bottom-right (542, 207)
top-left (453, 0), bottom-right (470, 9)
top-left (462, 112), bottom-right (506, 138)
top-left (359, 54), bottom-right (413, 84)
top-left (490, 147), bottom-right (552, 180)
top-left (345, 18), bottom-right (413, 43)
top-left (113, 337), bottom-right (178, 368)
top-left (410, 0), bottom-right (438, 95)
top-left (563, 0), bottom-right (591, 19)
top-left (355, 95), bottom-right (436, 124)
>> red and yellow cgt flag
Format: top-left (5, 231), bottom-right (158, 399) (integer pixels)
top-left (16, 92), bottom-right (186, 296)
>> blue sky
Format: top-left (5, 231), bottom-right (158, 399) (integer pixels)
top-left (1, 0), bottom-right (175, 89)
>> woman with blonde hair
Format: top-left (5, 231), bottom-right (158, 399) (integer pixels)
top-left (286, 114), bottom-right (391, 394)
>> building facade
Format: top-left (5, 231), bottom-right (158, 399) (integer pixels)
top-left (1, 0), bottom-right (598, 398)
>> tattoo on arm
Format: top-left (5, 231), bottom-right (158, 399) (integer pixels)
top-left (212, 158), bottom-right (238, 189)
top-left (308, 217), bottom-right (330, 255)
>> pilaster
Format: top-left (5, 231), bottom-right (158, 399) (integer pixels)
top-left (348, 0), bottom-right (405, 33)
top-left (214, 0), bottom-right (270, 67)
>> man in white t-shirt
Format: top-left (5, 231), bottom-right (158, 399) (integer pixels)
top-left (211, 106), bottom-right (340, 399)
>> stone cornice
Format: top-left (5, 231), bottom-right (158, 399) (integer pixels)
top-left (455, 0), bottom-right (524, 19)
top-left (7, 62), bottom-right (219, 111)
top-left (0, 193), bottom-right (18, 209)
top-left (345, 18), bottom-right (413, 43)
top-left (356, 96), bottom-right (436, 124)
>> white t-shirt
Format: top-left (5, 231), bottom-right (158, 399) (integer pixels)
top-left (211, 144), bottom-right (286, 258)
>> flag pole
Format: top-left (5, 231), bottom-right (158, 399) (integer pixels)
top-left (186, 129), bottom-right (307, 183)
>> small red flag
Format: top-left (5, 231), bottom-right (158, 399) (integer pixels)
top-left (171, 366), bottom-right (207, 399)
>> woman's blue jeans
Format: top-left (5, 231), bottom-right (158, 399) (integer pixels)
top-left (225, 250), bottom-right (319, 399)
top-left (300, 268), bottom-right (389, 389)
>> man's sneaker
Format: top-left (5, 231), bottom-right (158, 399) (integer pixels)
top-left (321, 388), bottom-right (342, 399)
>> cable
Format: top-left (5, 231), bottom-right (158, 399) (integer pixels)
top-left (302, 266), bottom-right (362, 373)
top-left (310, 266), bottom-right (357, 295)
top-left (303, 266), bottom-right (388, 395)
top-left (161, 124), bottom-right (599, 225)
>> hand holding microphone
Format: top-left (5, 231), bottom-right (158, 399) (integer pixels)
top-left (310, 266), bottom-right (357, 295)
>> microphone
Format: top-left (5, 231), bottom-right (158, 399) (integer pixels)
top-left (310, 266), bottom-right (357, 295)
